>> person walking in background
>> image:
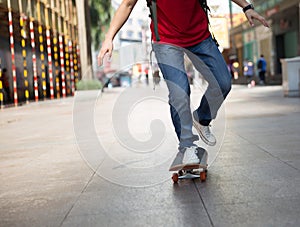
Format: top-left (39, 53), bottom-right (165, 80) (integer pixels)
top-left (243, 59), bottom-right (254, 85)
top-left (257, 54), bottom-right (267, 85)
top-left (97, 0), bottom-right (269, 169)
top-left (1, 68), bottom-right (11, 103)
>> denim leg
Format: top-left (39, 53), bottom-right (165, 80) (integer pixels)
top-left (186, 36), bottom-right (232, 124)
top-left (153, 43), bottom-right (198, 150)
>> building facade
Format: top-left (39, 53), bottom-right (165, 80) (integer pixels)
top-left (0, 0), bottom-right (80, 107)
top-left (229, 0), bottom-right (299, 83)
top-left (104, 0), bottom-right (150, 79)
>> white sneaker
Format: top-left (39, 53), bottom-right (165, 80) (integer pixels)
top-left (193, 120), bottom-right (216, 146)
top-left (182, 146), bottom-right (200, 165)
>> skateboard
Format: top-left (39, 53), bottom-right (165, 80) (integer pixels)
top-left (170, 147), bottom-right (208, 184)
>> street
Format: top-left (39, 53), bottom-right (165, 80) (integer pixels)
top-left (1, 83), bottom-right (300, 226)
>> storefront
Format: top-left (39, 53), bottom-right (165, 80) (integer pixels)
top-left (229, 0), bottom-right (299, 84)
top-left (255, 22), bottom-right (273, 76)
top-left (269, 3), bottom-right (299, 74)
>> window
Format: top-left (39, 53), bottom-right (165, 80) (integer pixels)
top-left (138, 32), bottom-right (142, 39)
top-left (31, 0), bottom-right (37, 19)
top-left (40, 3), bottom-right (45, 25)
top-left (0, 0), bottom-right (8, 6)
top-left (126, 30), bottom-right (133, 38)
top-left (137, 19), bottom-right (144, 26)
top-left (48, 8), bottom-right (52, 27)
top-left (65, 0), bottom-right (69, 19)
top-left (59, 16), bottom-right (64, 33)
top-left (59, 0), bottom-right (65, 16)
top-left (55, 12), bottom-right (59, 31)
top-left (21, 0), bottom-right (27, 14)
top-left (11, 0), bottom-right (18, 11)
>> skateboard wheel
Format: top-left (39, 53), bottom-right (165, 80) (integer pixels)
top-left (200, 171), bottom-right (206, 182)
top-left (178, 170), bottom-right (184, 176)
top-left (172, 173), bottom-right (179, 183)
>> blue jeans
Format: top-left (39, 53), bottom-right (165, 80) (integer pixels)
top-left (153, 36), bottom-right (231, 150)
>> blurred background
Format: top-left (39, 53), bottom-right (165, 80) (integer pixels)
top-left (0, 0), bottom-right (299, 107)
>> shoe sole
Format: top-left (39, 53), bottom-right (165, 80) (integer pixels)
top-left (170, 158), bottom-right (200, 171)
top-left (169, 162), bottom-right (207, 172)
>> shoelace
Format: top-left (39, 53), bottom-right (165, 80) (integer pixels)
top-left (203, 125), bottom-right (212, 137)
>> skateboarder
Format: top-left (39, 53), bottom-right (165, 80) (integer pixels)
top-left (97, 0), bottom-right (269, 168)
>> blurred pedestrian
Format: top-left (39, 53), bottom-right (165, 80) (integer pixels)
top-left (153, 69), bottom-right (160, 85)
top-left (243, 59), bottom-right (254, 84)
top-left (1, 68), bottom-right (11, 102)
top-left (145, 66), bottom-right (149, 85)
top-left (97, 0), bottom-right (269, 169)
top-left (257, 54), bottom-right (267, 85)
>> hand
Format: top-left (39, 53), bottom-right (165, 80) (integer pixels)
top-left (245, 9), bottom-right (270, 28)
top-left (97, 39), bottom-right (113, 66)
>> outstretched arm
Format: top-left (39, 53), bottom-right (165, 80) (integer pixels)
top-left (97, 0), bottom-right (138, 66)
top-left (231, 0), bottom-right (270, 27)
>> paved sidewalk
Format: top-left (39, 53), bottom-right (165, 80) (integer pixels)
top-left (1, 84), bottom-right (300, 226)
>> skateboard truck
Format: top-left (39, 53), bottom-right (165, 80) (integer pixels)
top-left (172, 166), bottom-right (208, 183)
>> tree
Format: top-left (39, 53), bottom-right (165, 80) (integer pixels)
top-left (75, 0), bottom-right (111, 79)
top-left (76, 0), bottom-right (93, 79)
top-left (89, 0), bottom-right (112, 49)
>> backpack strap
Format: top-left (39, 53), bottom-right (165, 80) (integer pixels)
top-left (199, 0), bottom-right (210, 15)
top-left (146, 0), bottom-right (160, 41)
top-left (199, 0), bottom-right (219, 46)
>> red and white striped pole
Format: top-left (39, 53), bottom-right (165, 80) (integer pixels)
top-left (76, 44), bottom-right (81, 80)
top-left (53, 35), bottom-right (60, 98)
top-left (46, 29), bottom-right (54, 99)
top-left (0, 60), bottom-right (3, 109)
top-left (59, 35), bottom-right (66, 98)
top-left (64, 39), bottom-right (70, 95)
top-left (30, 20), bottom-right (39, 102)
top-left (68, 40), bottom-right (75, 96)
top-left (38, 25), bottom-right (47, 98)
top-left (8, 5), bottom-right (18, 106)
top-left (73, 43), bottom-right (78, 86)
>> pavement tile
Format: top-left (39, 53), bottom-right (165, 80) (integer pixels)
top-left (70, 176), bottom-right (201, 212)
top-left (197, 167), bottom-right (300, 205)
top-left (1, 85), bottom-right (300, 226)
top-left (206, 197), bottom-right (300, 227)
top-left (63, 205), bottom-right (211, 227)
top-left (65, 176), bottom-right (211, 226)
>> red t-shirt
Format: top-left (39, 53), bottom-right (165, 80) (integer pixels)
top-left (150, 0), bottom-right (211, 47)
